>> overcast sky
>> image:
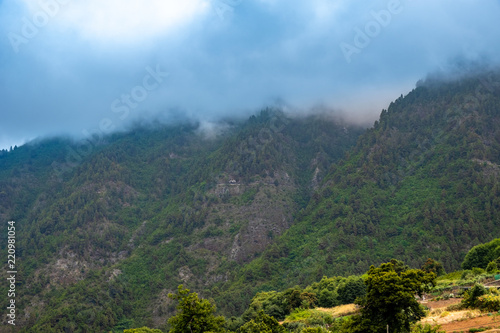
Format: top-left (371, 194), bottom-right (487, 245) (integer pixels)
top-left (1, 0), bottom-right (500, 149)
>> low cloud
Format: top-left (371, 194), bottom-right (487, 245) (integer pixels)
top-left (1, 0), bottom-right (500, 149)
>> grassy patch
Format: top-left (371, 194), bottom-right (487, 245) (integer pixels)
top-left (437, 271), bottom-right (463, 281)
top-left (284, 309), bottom-right (334, 326)
top-left (315, 304), bottom-right (358, 318)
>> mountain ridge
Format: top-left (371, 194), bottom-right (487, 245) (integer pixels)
top-left (1, 69), bottom-right (500, 331)
top-left (1, 109), bottom-right (364, 331)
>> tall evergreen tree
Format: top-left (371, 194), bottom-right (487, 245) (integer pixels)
top-left (168, 285), bottom-right (226, 333)
top-left (347, 261), bottom-right (436, 333)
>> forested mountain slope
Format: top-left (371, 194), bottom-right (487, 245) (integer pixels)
top-left (216, 70), bottom-right (500, 315)
top-left (1, 69), bottom-right (500, 332)
top-left (0, 110), bottom-right (363, 331)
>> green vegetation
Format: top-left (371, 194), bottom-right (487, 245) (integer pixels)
top-left (119, 260), bottom-right (437, 333)
top-left (304, 276), bottom-right (366, 308)
top-left (0, 110), bottom-right (364, 332)
top-left (167, 285), bottom-right (226, 333)
top-left (345, 260), bottom-right (435, 333)
top-left (462, 238), bottom-right (500, 270)
top-left (242, 287), bottom-right (317, 321)
top-left (462, 284), bottom-right (488, 308)
top-left (284, 308), bottom-right (333, 327)
top-left (1, 70), bottom-right (500, 331)
top-left (218, 70), bottom-right (500, 312)
top-left (410, 323), bottom-right (445, 333)
top-left (421, 258), bottom-right (446, 277)
top-left (239, 311), bottom-right (286, 333)
top-left (124, 328), bottom-right (164, 333)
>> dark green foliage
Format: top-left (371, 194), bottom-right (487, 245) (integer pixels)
top-left (346, 261), bottom-right (436, 333)
top-left (337, 276), bottom-right (367, 304)
top-left (242, 287), bottom-right (317, 321)
top-left (486, 261), bottom-right (498, 273)
top-left (1, 111), bottom-right (362, 331)
top-left (2, 69), bottom-right (500, 330)
top-left (238, 311), bottom-right (286, 333)
top-left (282, 321), bottom-right (306, 332)
top-left (299, 327), bottom-right (328, 333)
top-left (421, 258), bottom-right (446, 276)
top-left (167, 285), bottom-right (226, 333)
top-left (124, 327), bottom-right (164, 333)
top-left (226, 316), bottom-right (245, 332)
top-left (318, 289), bottom-right (337, 308)
top-left (304, 275), bottom-right (366, 307)
top-left (411, 323), bottom-right (445, 333)
top-left (226, 69), bottom-right (500, 311)
top-left (461, 284), bottom-right (487, 308)
top-left (462, 238), bottom-right (500, 270)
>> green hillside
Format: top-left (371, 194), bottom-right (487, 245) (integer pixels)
top-left (1, 69), bottom-right (500, 332)
top-left (0, 110), bottom-right (363, 332)
top-left (215, 70), bottom-right (500, 315)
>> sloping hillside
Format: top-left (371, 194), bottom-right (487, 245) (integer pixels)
top-left (2, 70), bottom-right (500, 332)
top-left (0, 110), bottom-right (363, 331)
top-left (215, 70), bottom-right (500, 315)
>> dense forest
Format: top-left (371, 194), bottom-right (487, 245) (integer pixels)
top-left (77, 239), bottom-right (500, 332)
top-left (1, 69), bottom-right (499, 332)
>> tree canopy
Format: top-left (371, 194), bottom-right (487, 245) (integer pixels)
top-left (168, 285), bottom-right (226, 333)
top-left (238, 310), bottom-right (286, 333)
top-left (462, 238), bottom-right (500, 270)
top-left (421, 258), bottom-right (445, 276)
top-left (124, 327), bottom-right (164, 333)
top-left (347, 260), bottom-right (436, 333)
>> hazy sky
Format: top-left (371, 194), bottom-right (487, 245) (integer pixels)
top-left (1, 0), bottom-right (500, 149)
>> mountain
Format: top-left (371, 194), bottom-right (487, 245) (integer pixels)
top-left (217, 69), bottom-right (500, 313)
top-left (1, 69), bottom-right (500, 332)
top-left (0, 110), bottom-right (363, 332)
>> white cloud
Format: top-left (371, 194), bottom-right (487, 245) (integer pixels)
top-left (20, 0), bottom-right (210, 43)
top-left (2, 0), bottom-right (500, 150)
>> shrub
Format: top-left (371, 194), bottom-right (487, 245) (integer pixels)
top-left (445, 303), bottom-right (463, 311)
top-left (285, 309), bottom-right (333, 327)
top-left (336, 276), bottom-right (366, 304)
top-left (318, 289), bottom-right (338, 308)
top-left (476, 294), bottom-right (500, 312)
top-left (411, 323), bottom-right (445, 333)
top-left (266, 304), bottom-right (286, 320)
top-left (461, 270), bottom-right (473, 280)
top-left (304, 311), bottom-right (332, 326)
top-left (422, 258), bottom-right (446, 276)
top-left (490, 287), bottom-right (500, 296)
top-left (462, 284), bottom-right (487, 308)
top-left (462, 239), bottom-right (500, 270)
top-left (430, 309), bottom-right (443, 316)
top-left (300, 327), bottom-right (328, 333)
top-left (239, 311), bottom-right (286, 333)
top-left (286, 309), bottom-right (312, 322)
top-left (487, 261), bottom-right (498, 273)
top-left (282, 321), bottom-right (306, 332)
top-left (438, 271), bottom-right (462, 281)
top-left (123, 328), bottom-right (163, 333)
top-left (439, 311), bottom-right (450, 318)
top-left (458, 279), bottom-right (476, 286)
top-left (472, 268), bottom-right (486, 276)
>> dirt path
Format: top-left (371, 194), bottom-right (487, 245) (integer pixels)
top-left (419, 298), bottom-right (500, 332)
top-left (421, 298), bottom-right (462, 310)
top-left (440, 315), bottom-right (500, 332)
